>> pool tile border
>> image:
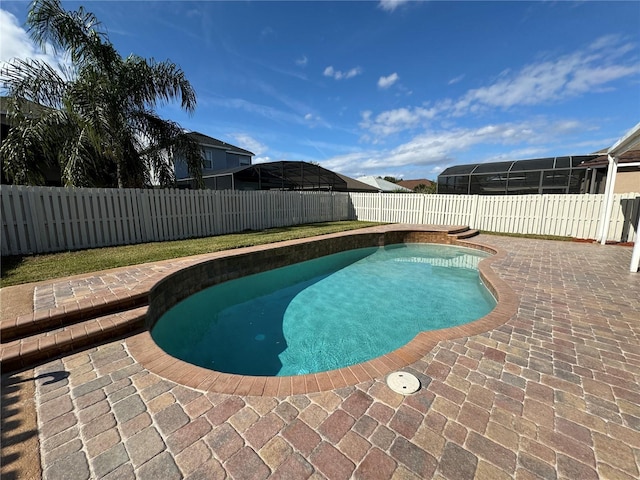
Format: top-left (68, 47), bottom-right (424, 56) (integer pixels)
top-left (127, 227), bottom-right (518, 396)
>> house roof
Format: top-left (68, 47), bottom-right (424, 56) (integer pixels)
top-left (356, 176), bottom-right (413, 192)
top-left (187, 131), bottom-right (254, 157)
top-left (397, 179), bottom-right (434, 190)
top-left (334, 173), bottom-right (380, 192)
top-left (581, 146), bottom-right (640, 168)
top-left (1, 95), bottom-right (50, 124)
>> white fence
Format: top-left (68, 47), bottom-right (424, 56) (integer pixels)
top-left (349, 192), bottom-right (639, 242)
top-left (1, 186), bottom-right (351, 255)
top-left (1, 185), bottom-right (638, 256)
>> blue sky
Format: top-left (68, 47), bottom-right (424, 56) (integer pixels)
top-left (1, 1), bottom-right (639, 181)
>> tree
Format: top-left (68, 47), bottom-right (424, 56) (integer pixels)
top-left (0, 0), bottom-right (203, 188)
top-left (383, 176), bottom-right (401, 184)
top-left (413, 183), bottom-right (437, 194)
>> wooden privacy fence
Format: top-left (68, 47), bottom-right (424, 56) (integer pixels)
top-left (348, 192), bottom-right (640, 242)
top-left (1, 186), bottom-right (351, 255)
top-left (1, 185), bottom-right (638, 255)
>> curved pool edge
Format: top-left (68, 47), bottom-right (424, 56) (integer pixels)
top-left (126, 226), bottom-right (518, 397)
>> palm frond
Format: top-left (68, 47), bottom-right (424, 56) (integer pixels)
top-left (27, 0), bottom-right (117, 69)
top-left (1, 58), bottom-right (67, 108)
top-left (3, 0), bottom-right (200, 189)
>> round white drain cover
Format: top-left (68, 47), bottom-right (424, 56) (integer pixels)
top-left (386, 371), bottom-right (420, 394)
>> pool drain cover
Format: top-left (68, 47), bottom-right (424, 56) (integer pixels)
top-left (386, 371), bottom-right (420, 394)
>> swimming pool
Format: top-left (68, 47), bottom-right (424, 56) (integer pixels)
top-left (152, 243), bottom-right (496, 376)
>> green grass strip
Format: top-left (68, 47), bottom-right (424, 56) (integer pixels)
top-left (478, 230), bottom-right (573, 241)
top-left (1, 221), bottom-right (382, 287)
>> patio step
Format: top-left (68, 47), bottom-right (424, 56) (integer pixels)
top-left (445, 225), bottom-right (471, 235)
top-left (1, 291), bottom-right (148, 343)
top-left (0, 306), bottom-right (147, 372)
top-left (448, 227), bottom-right (480, 240)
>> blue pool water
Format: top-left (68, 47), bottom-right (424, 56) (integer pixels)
top-left (152, 243), bottom-right (496, 376)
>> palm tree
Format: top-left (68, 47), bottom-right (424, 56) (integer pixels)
top-left (1, 0), bottom-right (203, 188)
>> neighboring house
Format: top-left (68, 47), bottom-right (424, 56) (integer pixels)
top-left (1, 96), bottom-right (62, 186)
top-left (437, 142), bottom-right (640, 195)
top-left (173, 132), bottom-right (254, 182)
top-left (335, 174), bottom-right (380, 192)
top-left (0, 97), bottom-right (11, 149)
top-left (397, 178), bottom-right (435, 191)
top-left (579, 148), bottom-right (640, 194)
top-left (356, 176), bottom-right (413, 192)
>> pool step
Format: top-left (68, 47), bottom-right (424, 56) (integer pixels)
top-left (0, 306), bottom-right (147, 372)
top-left (449, 228), bottom-right (480, 240)
top-left (1, 292), bottom-right (148, 343)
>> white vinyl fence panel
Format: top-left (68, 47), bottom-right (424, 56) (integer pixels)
top-left (1, 186), bottom-right (352, 255)
top-left (349, 192), bottom-right (639, 243)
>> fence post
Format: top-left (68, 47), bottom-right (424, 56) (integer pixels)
top-left (24, 186), bottom-right (43, 253)
top-left (139, 189), bottom-right (153, 243)
top-left (470, 195), bottom-right (479, 229)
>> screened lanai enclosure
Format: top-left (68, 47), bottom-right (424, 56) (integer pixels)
top-left (177, 161), bottom-right (349, 191)
top-left (437, 155), bottom-right (600, 195)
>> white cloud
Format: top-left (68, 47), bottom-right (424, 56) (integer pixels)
top-left (359, 106), bottom-right (437, 137)
top-left (378, 0), bottom-right (412, 13)
top-left (296, 55), bottom-right (308, 67)
top-left (206, 76), bottom-right (333, 128)
top-left (0, 9), bottom-right (66, 69)
top-left (345, 67), bottom-right (363, 79)
top-left (588, 34), bottom-right (629, 52)
top-left (451, 35), bottom-right (640, 114)
top-left (448, 74), bottom-right (465, 85)
top-left (325, 119), bottom-right (593, 178)
top-left (206, 96), bottom-right (304, 126)
top-left (360, 35), bottom-right (639, 141)
top-left (303, 112), bottom-right (325, 127)
top-left (480, 147), bottom-right (550, 164)
top-left (321, 151), bottom-right (373, 176)
top-left (378, 72), bottom-right (399, 89)
top-left (230, 133), bottom-right (267, 157)
top-left (323, 65), bottom-right (362, 80)
top-left (253, 156), bottom-right (272, 164)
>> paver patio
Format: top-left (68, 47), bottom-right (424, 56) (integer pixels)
top-left (2, 233), bottom-right (639, 479)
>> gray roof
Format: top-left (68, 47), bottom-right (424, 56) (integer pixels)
top-left (335, 173), bottom-right (380, 192)
top-left (187, 131), bottom-right (254, 157)
top-left (356, 176), bottom-right (413, 192)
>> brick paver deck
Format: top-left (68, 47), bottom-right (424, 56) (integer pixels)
top-left (7, 234), bottom-right (640, 479)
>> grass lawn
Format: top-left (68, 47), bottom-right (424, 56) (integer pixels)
top-left (1, 221), bottom-right (382, 288)
top-left (479, 230), bottom-right (572, 241)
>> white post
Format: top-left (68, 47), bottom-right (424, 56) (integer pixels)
top-left (470, 194), bottom-right (479, 229)
top-left (631, 212), bottom-right (640, 272)
top-left (599, 155), bottom-right (618, 244)
top-left (596, 157), bottom-right (614, 241)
